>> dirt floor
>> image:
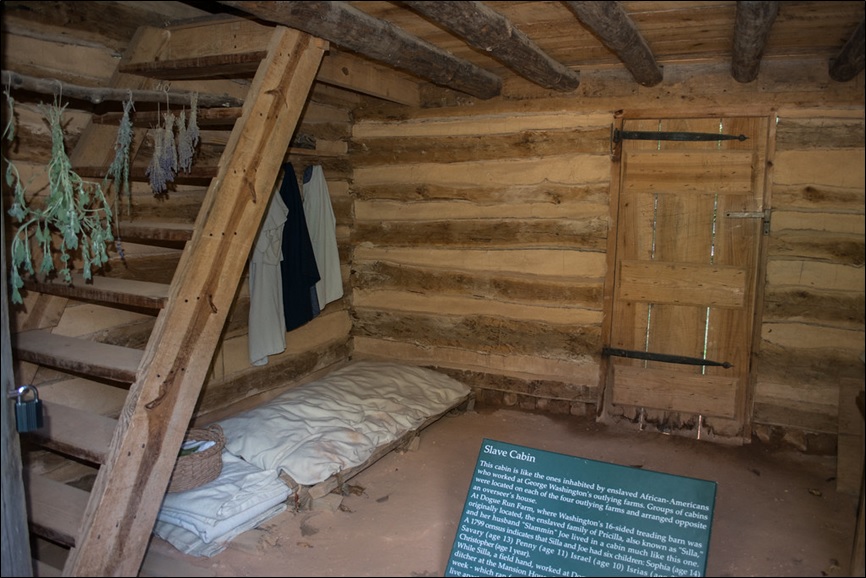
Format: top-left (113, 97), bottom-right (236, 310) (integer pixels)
top-left (142, 407), bottom-right (862, 578)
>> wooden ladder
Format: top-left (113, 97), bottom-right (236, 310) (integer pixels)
top-left (11, 16), bottom-right (327, 576)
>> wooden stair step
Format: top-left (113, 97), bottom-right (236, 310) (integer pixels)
top-left (31, 538), bottom-right (69, 578)
top-left (26, 401), bottom-right (118, 465)
top-left (73, 165), bottom-right (216, 184)
top-left (26, 474), bottom-right (89, 547)
top-left (33, 558), bottom-right (64, 577)
top-left (22, 273), bottom-right (169, 309)
top-left (38, 376), bottom-right (128, 418)
top-left (13, 330), bottom-right (143, 383)
top-left (118, 220), bottom-right (195, 243)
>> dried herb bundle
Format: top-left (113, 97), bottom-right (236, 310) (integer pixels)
top-left (147, 93), bottom-right (200, 193)
top-left (177, 92), bottom-right (200, 173)
top-left (6, 94), bottom-right (115, 304)
top-left (147, 110), bottom-right (178, 194)
top-left (103, 95), bottom-right (135, 216)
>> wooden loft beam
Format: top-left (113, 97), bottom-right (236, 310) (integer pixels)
top-left (4, 13), bottom-right (421, 108)
top-left (119, 51), bottom-right (266, 80)
top-left (401, 1), bottom-right (580, 92)
top-left (731, 1), bottom-right (779, 83)
top-left (218, 0), bottom-right (502, 99)
top-left (318, 51), bottom-right (421, 107)
top-left (830, 16), bottom-right (865, 81)
top-left (562, 0), bottom-right (663, 87)
top-left (0, 70), bottom-right (243, 108)
top-left (119, 12), bottom-right (422, 106)
top-left (123, 52), bottom-right (421, 107)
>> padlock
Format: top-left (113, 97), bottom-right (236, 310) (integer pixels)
top-left (15, 384), bottom-right (44, 433)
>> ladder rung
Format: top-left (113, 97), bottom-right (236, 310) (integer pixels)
top-left (26, 401), bottom-right (117, 465)
top-left (22, 274), bottom-right (169, 310)
top-left (26, 474), bottom-right (89, 547)
top-left (73, 165), bottom-right (217, 184)
top-left (35, 376), bottom-right (128, 418)
top-left (33, 558), bottom-right (64, 577)
top-left (118, 220), bottom-right (195, 243)
top-left (13, 330), bottom-right (143, 383)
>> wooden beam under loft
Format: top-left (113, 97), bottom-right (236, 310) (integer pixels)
top-left (118, 11), bottom-right (419, 106)
top-left (219, 0), bottom-right (501, 99)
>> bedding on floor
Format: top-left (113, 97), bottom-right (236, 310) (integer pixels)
top-left (154, 360), bottom-right (471, 556)
top-left (153, 452), bottom-right (291, 557)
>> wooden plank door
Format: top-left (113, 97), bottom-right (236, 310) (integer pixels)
top-left (605, 116), bottom-right (770, 441)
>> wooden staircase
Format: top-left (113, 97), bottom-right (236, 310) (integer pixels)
top-left (11, 16), bottom-right (327, 576)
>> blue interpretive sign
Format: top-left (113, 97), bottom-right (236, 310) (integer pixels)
top-left (445, 439), bottom-right (716, 577)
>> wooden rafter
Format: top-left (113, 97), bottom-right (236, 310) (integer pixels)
top-left (562, 0), bottom-right (663, 87)
top-left (830, 16), bottom-right (865, 82)
top-left (401, 1), bottom-right (580, 92)
top-left (731, 1), bottom-right (779, 83)
top-left (218, 0), bottom-right (502, 99)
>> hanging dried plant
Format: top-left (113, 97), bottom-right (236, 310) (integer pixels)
top-left (177, 108), bottom-right (190, 172)
top-left (177, 93), bottom-right (200, 173)
top-left (101, 94), bottom-right (134, 262)
top-left (162, 110), bottom-right (178, 176)
top-left (146, 123), bottom-right (169, 194)
top-left (4, 86), bottom-right (29, 228)
top-left (103, 94), bottom-right (135, 216)
top-left (146, 110), bottom-right (178, 195)
top-left (6, 93), bottom-right (114, 304)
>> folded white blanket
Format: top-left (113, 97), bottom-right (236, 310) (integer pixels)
top-left (154, 502), bottom-right (287, 557)
top-left (155, 451), bottom-right (290, 552)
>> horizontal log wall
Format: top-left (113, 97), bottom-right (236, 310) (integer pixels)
top-left (350, 110), bottom-right (611, 415)
top-left (350, 59), bottom-right (865, 434)
top-left (756, 113), bottom-right (865, 442)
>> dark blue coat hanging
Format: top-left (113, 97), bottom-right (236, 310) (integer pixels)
top-left (277, 162), bottom-right (321, 331)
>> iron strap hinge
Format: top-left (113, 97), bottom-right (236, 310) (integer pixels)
top-left (612, 129), bottom-right (748, 143)
top-left (603, 347), bottom-right (733, 368)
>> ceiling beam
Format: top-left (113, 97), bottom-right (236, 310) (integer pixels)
top-left (318, 51), bottom-right (421, 107)
top-left (829, 16), bottom-right (865, 82)
top-left (562, 1), bottom-right (662, 87)
top-left (218, 0), bottom-right (502, 100)
top-left (731, 1), bottom-right (779, 83)
top-left (401, 1), bottom-right (580, 92)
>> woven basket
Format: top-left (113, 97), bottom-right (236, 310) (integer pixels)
top-left (167, 424), bottom-right (225, 493)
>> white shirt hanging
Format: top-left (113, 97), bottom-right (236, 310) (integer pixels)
top-left (248, 189), bottom-right (289, 366)
top-left (302, 165), bottom-right (343, 308)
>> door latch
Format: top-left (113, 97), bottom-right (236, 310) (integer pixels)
top-left (725, 209), bottom-right (770, 235)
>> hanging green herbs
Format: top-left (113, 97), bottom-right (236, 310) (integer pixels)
top-left (103, 94), bottom-right (135, 216)
top-left (6, 93), bottom-right (115, 304)
top-left (101, 93), bottom-right (135, 262)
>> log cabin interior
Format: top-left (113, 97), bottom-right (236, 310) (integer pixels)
top-left (1, 1), bottom-right (864, 576)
